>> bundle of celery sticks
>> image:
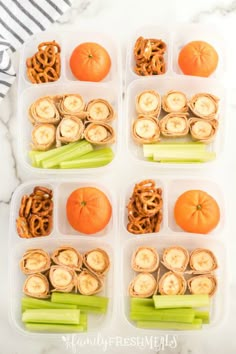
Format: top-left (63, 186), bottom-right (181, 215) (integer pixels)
top-left (22, 293), bottom-right (109, 332)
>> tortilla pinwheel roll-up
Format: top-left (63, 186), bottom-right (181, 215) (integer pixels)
top-left (161, 246), bottom-right (189, 273)
top-left (84, 122), bottom-right (115, 145)
top-left (86, 99), bottom-right (115, 123)
top-left (136, 90), bottom-right (161, 118)
top-left (188, 274), bottom-right (217, 296)
top-left (57, 94), bottom-right (87, 119)
top-left (49, 265), bottom-right (77, 292)
top-left (129, 273), bottom-right (157, 298)
top-left (83, 248), bottom-right (110, 276)
top-left (159, 113), bottom-right (189, 137)
top-left (31, 123), bottom-right (56, 151)
top-left (189, 248), bottom-right (218, 273)
top-left (56, 116), bottom-right (84, 147)
top-left (159, 271), bottom-right (187, 295)
top-left (131, 247), bottom-right (159, 273)
top-left (51, 246), bottom-right (83, 271)
top-left (23, 273), bottom-right (50, 299)
top-left (189, 117), bottom-right (218, 143)
top-left (162, 90), bottom-right (188, 113)
top-left (132, 115), bottom-right (160, 143)
top-left (20, 248), bottom-right (51, 275)
top-left (29, 96), bottom-right (60, 125)
top-left (77, 270), bottom-right (104, 295)
top-left (188, 93), bottom-right (219, 119)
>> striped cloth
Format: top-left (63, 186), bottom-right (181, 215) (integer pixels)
top-left (0, 0), bottom-right (72, 102)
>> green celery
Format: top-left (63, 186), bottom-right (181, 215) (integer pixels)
top-left (25, 323), bottom-right (86, 333)
top-left (31, 142), bottom-right (80, 166)
top-left (51, 293), bottom-right (109, 311)
top-left (75, 305), bottom-right (107, 314)
top-left (21, 297), bottom-right (77, 312)
top-left (152, 150), bottom-right (215, 162)
top-left (80, 312), bottom-right (88, 331)
top-left (59, 148), bottom-right (114, 169)
top-left (153, 295), bottom-right (210, 309)
top-left (136, 318), bottom-right (202, 330)
top-left (130, 308), bottom-right (195, 323)
top-left (143, 143), bottom-right (206, 158)
top-left (42, 141), bottom-right (93, 169)
top-left (195, 311), bottom-right (210, 324)
top-left (22, 309), bottom-right (80, 325)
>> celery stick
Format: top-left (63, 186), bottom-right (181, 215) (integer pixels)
top-left (51, 293), bottom-right (108, 311)
top-left (130, 308), bottom-right (195, 323)
top-left (76, 305), bottom-right (107, 314)
top-left (195, 311), bottom-right (210, 324)
top-left (143, 143), bottom-right (206, 158)
top-left (136, 318), bottom-right (202, 330)
top-left (25, 323), bottom-right (86, 333)
top-left (22, 309), bottom-right (80, 324)
top-left (59, 148), bottom-right (114, 169)
top-left (41, 141), bottom-right (93, 169)
top-left (21, 297), bottom-right (77, 311)
top-left (32, 142), bottom-right (79, 166)
top-left (130, 298), bottom-right (154, 307)
top-left (153, 295), bottom-right (210, 309)
top-left (152, 150), bottom-right (215, 162)
top-left (80, 312), bottom-right (87, 331)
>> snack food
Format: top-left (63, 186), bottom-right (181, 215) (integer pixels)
top-left (189, 118), bottom-right (218, 143)
top-left (135, 90), bottom-right (161, 117)
top-left (162, 90), bottom-right (188, 113)
top-left (159, 113), bottom-right (189, 137)
top-left (86, 99), bottom-right (115, 122)
top-left (83, 248), bottom-right (110, 276)
top-left (84, 122), bottom-right (115, 145)
top-left (133, 36), bottom-right (166, 76)
top-left (69, 42), bottom-right (111, 82)
top-left (188, 93), bottom-right (219, 119)
top-left (131, 247), bottom-right (159, 273)
top-left (129, 273), bottom-right (157, 298)
top-left (132, 116), bottom-right (160, 144)
top-left (51, 246), bottom-right (83, 271)
top-left (189, 249), bottom-right (218, 273)
top-left (174, 189), bottom-right (220, 234)
top-left (23, 273), bottom-right (50, 298)
top-left (127, 179), bottom-right (163, 234)
top-left (178, 40), bottom-right (218, 77)
top-left (77, 270), bottom-right (104, 295)
top-left (188, 274), bottom-right (217, 296)
top-left (159, 271), bottom-right (187, 295)
top-left (20, 249), bottom-right (51, 275)
top-left (16, 186), bottom-right (53, 238)
top-left (26, 40), bottom-right (61, 84)
top-left (162, 246), bottom-right (189, 272)
top-left (66, 187), bottom-right (112, 234)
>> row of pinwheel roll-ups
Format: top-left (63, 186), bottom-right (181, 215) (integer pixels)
top-left (132, 90), bottom-right (219, 143)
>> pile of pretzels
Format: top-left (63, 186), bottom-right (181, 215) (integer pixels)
top-left (133, 36), bottom-right (166, 76)
top-left (26, 40), bottom-right (61, 84)
top-left (16, 186), bottom-right (53, 238)
top-left (127, 179), bottom-right (163, 234)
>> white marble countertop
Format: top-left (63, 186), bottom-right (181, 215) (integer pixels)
top-left (1, 0), bottom-right (236, 353)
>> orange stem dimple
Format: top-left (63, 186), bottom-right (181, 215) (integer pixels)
top-left (81, 201), bottom-right (86, 207)
top-left (196, 204), bottom-right (202, 210)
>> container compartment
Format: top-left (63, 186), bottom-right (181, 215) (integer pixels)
top-left (122, 234), bottom-right (228, 333)
top-left (56, 181), bottom-right (115, 238)
top-left (10, 238), bottom-right (114, 336)
top-left (125, 75), bottom-right (226, 166)
top-left (18, 81), bottom-right (119, 174)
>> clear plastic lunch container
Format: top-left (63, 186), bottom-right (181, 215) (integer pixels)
top-left (8, 179), bottom-right (117, 337)
top-left (125, 25), bottom-right (227, 167)
top-left (17, 31), bottom-right (122, 175)
top-left (120, 176), bottom-right (229, 334)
